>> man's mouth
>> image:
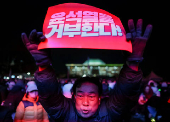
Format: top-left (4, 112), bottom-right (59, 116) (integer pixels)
top-left (82, 110), bottom-right (89, 114)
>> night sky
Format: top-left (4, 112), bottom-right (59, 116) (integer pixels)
top-left (1, 0), bottom-right (169, 80)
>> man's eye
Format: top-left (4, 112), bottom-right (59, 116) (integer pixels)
top-left (78, 95), bottom-right (83, 97)
top-left (89, 96), bottom-right (95, 98)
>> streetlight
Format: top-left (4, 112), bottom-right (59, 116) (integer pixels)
top-left (27, 72), bottom-right (30, 75)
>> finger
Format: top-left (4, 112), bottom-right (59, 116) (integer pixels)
top-left (40, 36), bottom-right (46, 42)
top-left (128, 19), bottom-right (136, 37)
top-left (37, 32), bottom-right (43, 38)
top-left (21, 33), bottom-right (30, 47)
top-left (136, 19), bottom-right (143, 37)
top-left (37, 32), bottom-right (46, 42)
top-left (143, 24), bottom-right (153, 39)
top-left (126, 33), bottom-right (132, 41)
top-left (29, 29), bottom-right (37, 42)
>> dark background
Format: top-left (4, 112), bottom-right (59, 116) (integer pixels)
top-left (0, 0), bottom-right (169, 80)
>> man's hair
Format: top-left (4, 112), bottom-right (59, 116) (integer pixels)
top-left (71, 77), bottom-right (102, 97)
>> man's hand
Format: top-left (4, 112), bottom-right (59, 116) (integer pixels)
top-left (21, 29), bottom-right (51, 67)
top-left (126, 19), bottom-right (153, 62)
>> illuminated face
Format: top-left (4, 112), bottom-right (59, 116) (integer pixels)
top-left (29, 90), bottom-right (38, 99)
top-left (8, 82), bottom-right (15, 91)
top-left (75, 82), bottom-right (101, 118)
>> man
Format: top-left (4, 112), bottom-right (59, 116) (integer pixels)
top-left (21, 19), bottom-right (152, 121)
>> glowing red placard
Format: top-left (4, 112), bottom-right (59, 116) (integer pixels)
top-left (38, 3), bottom-right (132, 52)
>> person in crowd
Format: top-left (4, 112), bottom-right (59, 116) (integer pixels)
top-left (71, 79), bottom-right (76, 84)
top-left (0, 79), bottom-right (8, 105)
top-left (62, 79), bottom-right (73, 98)
top-left (14, 81), bottom-right (49, 122)
top-left (145, 81), bottom-right (170, 122)
top-left (128, 85), bottom-right (153, 122)
top-left (21, 19), bottom-right (153, 121)
top-left (148, 80), bottom-right (160, 97)
top-left (1, 80), bottom-right (16, 106)
top-left (59, 79), bottom-right (66, 89)
top-left (101, 79), bottom-right (109, 98)
top-left (144, 81), bottom-right (161, 121)
top-left (140, 85), bottom-right (154, 122)
top-left (6, 80), bottom-right (16, 91)
top-left (0, 79), bottom-right (13, 122)
top-left (1, 79), bottom-right (26, 120)
top-left (132, 85), bottom-right (153, 115)
top-left (155, 81), bottom-right (170, 122)
top-left (161, 81), bottom-right (168, 93)
top-left (148, 80), bottom-right (157, 87)
top-left (2, 80), bottom-right (25, 107)
top-left (108, 79), bottom-right (116, 90)
top-left (138, 85), bottom-right (153, 106)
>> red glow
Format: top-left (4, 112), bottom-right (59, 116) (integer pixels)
top-left (168, 98), bottom-right (170, 103)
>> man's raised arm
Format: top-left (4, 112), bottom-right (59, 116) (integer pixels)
top-left (106, 19), bottom-right (153, 120)
top-left (21, 30), bottom-right (69, 120)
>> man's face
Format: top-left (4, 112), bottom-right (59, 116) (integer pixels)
top-left (75, 82), bottom-right (101, 118)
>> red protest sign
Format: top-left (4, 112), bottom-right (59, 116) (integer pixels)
top-left (38, 3), bottom-right (132, 52)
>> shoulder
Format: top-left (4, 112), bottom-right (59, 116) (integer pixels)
top-left (22, 100), bottom-right (34, 108)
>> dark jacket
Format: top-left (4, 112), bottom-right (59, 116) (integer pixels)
top-left (35, 65), bottom-right (142, 122)
top-left (2, 85), bottom-right (25, 112)
top-left (0, 84), bottom-right (8, 103)
top-left (0, 106), bottom-right (13, 122)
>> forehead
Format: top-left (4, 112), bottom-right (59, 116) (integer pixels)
top-left (76, 82), bottom-right (98, 94)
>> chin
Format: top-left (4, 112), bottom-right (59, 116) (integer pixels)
top-left (81, 114), bottom-right (91, 118)
top-left (80, 111), bottom-right (94, 118)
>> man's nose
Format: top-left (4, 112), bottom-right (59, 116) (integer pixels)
top-left (82, 96), bottom-right (89, 106)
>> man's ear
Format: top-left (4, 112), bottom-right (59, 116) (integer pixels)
top-left (74, 95), bottom-right (76, 102)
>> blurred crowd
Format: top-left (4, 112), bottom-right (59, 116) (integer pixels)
top-left (0, 77), bottom-right (170, 122)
